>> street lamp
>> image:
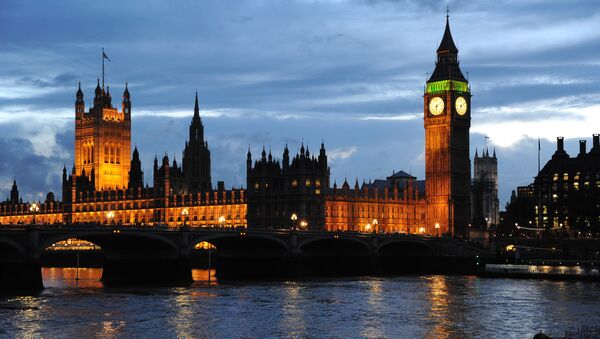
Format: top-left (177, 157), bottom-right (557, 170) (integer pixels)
top-left (218, 215), bottom-right (226, 227)
top-left (372, 219), bottom-right (378, 234)
top-left (419, 226), bottom-right (426, 235)
top-left (181, 208), bottom-right (189, 228)
top-left (435, 222), bottom-right (440, 237)
top-left (106, 211), bottom-right (115, 225)
top-left (29, 203), bottom-right (40, 225)
top-left (290, 213), bottom-right (298, 230)
top-left (299, 220), bottom-right (308, 230)
top-left (365, 223), bottom-right (372, 233)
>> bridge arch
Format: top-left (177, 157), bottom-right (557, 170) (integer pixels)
top-left (376, 239), bottom-right (435, 256)
top-left (187, 233), bottom-right (290, 257)
top-left (37, 230), bottom-right (179, 259)
top-left (0, 235), bottom-right (26, 260)
top-left (298, 235), bottom-right (372, 256)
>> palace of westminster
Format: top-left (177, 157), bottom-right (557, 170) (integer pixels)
top-left (0, 18), bottom-right (500, 237)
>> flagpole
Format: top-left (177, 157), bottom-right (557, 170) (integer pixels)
top-left (102, 47), bottom-right (105, 90)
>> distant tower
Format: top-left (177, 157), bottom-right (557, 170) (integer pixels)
top-left (10, 180), bottom-right (19, 204)
top-left (471, 148), bottom-right (499, 227)
top-left (74, 80), bottom-right (131, 190)
top-left (128, 146), bottom-right (144, 190)
top-left (424, 14), bottom-right (471, 237)
top-left (182, 93), bottom-right (212, 192)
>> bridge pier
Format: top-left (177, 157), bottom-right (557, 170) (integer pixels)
top-left (0, 259), bottom-right (43, 292)
top-left (101, 251), bottom-right (192, 286)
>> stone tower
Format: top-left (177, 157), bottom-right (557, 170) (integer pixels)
top-left (424, 15), bottom-right (471, 237)
top-left (182, 93), bottom-right (212, 192)
top-left (74, 81), bottom-right (131, 190)
top-left (471, 148), bottom-right (499, 227)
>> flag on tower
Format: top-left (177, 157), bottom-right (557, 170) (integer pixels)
top-left (103, 50), bottom-right (111, 62)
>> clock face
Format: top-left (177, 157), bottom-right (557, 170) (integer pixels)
top-left (455, 96), bottom-right (468, 115)
top-left (429, 97), bottom-right (444, 116)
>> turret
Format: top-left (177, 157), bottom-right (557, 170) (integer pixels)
top-left (104, 86), bottom-right (112, 108)
top-left (122, 82), bottom-right (131, 115)
top-left (75, 82), bottom-right (85, 116)
top-left (283, 144), bottom-right (289, 170)
top-left (247, 147), bottom-right (252, 170)
top-left (319, 142), bottom-right (327, 170)
top-left (94, 78), bottom-right (102, 107)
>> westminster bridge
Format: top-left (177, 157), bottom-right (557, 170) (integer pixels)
top-left (0, 225), bottom-right (490, 290)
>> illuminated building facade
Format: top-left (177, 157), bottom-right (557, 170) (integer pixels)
top-left (74, 80), bottom-right (131, 191)
top-left (326, 172), bottom-right (427, 233)
top-left (1, 17), bottom-right (473, 237)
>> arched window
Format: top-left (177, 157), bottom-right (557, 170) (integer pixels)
top-left (104, 144), bottom-right (109, 163)
top-left (116, 145), bottom-right (120, 164)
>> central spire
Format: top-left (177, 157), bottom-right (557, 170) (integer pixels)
top-left (194, 91), bottom-right (200, 118)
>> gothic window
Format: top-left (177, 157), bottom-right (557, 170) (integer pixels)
top-left (316, 180), bottom-right (321, 187)
top-left (116, 145), bottom-right (121, 164)
top-left (110, 145), bottom-right (115, 163)
top-left (292, 180), bottom-right (298, 188)
top-left (90, 145), bottom-right (94, 163)
top-left (306, 179), bottom-right (311, 187)
top-left (104, 144), bottom-right (109, 163)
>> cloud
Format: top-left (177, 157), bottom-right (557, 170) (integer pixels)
top-left (328, 146), bottom-right (358, 162)
top-left (0, 0), bottom-right (599, 208)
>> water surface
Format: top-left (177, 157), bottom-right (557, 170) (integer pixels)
top-left (1, 268), bottom-right (598, 338)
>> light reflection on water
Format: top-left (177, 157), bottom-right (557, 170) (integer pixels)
top-left (0, 269), bottom-right (599, 338)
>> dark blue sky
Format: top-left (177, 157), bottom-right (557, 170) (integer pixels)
top-left (1, 0), bottom-right (599, 206)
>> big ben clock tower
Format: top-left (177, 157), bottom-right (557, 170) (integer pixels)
top-left (424, 15), bottom-right (471, 237)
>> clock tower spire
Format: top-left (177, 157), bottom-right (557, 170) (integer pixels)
top-left (424, 14), bottom-right (471, 237)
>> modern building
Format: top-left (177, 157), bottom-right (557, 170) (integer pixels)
top-left (1, 16), bottom-right (476, 237)
top-left (502, 136), bottom-right (600, 237)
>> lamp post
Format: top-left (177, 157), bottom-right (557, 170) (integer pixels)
top-left (29, 203), bottom-right (40, 225)
top-left (290, 213), bottom-right (298, 230)
top-left (218, 215), bottom-right (226, 228)
top-left (372, 219), bottom-right (378, 234)
top-left (181, 208), bottom-right (189, 228)
top-left (435, 222), bottom-right (440, 237)
top-left (365, 223), bottom-right (372, 233)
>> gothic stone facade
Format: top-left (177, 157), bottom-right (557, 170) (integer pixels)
top-left (2, 17), bottom-right (472, 237)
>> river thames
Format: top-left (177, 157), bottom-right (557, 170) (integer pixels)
top-left (1, 268), bottom-right (599, 338)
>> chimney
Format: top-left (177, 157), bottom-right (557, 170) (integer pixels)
top-left (579, 140), bottom-right (586, 156)
top-left (593, 134), bottom-right (600, 150)
top-left (557, 137), bottom-right (564, 152)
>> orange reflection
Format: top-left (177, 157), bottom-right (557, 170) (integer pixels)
top-left (42, 267), bottom-right (103, 288)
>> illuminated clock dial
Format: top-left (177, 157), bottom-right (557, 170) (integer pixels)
top-left (455, 96), bottom-right (468, 115)
top-left (429, 97), bottom-right (444, 116)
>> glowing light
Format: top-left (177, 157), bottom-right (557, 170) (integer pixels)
top-left (299, 220), bottom-right (308, 229)
top-left (419, 227), bottom-right (426, 234)
top-left (291, 213), bottom-right (298, 221)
